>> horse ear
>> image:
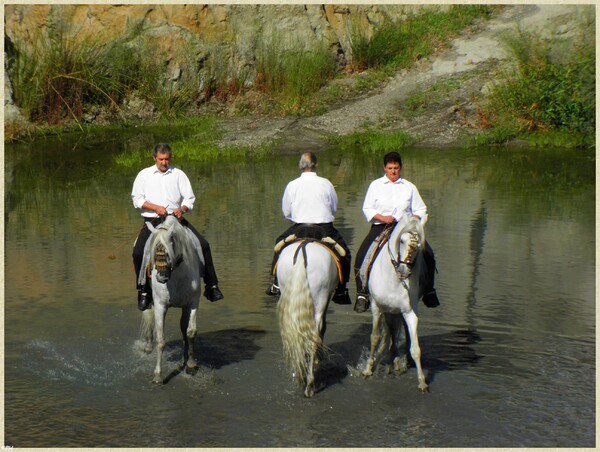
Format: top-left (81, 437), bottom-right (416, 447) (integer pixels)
top-left (146, 221), bottom-right (157, 233)
top-left (166, 221), bottom-right (176, 236)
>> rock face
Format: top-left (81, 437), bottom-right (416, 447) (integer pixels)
top-left (4, 4), bottom-right (449, 124)
top-left (4, 4), bottom-right (443, 69)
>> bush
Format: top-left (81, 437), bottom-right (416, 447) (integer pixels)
top-left (489, 22), bottom-right (595, 137)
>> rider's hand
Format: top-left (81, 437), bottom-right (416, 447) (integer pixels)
top-left (155, 205), bottom-right (168, 217)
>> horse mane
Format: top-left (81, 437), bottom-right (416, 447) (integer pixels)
top-left (150, 216), bottom-right (195, 265)
top-left (396, 215), bottom-right (425, 246)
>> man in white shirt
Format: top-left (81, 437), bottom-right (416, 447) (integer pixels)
top-left (267, 152), bottom-right (351, 304)
top-left (354, 151), bottom-right (439, 312)
top-left (131, 143), bottom-right (224, 311)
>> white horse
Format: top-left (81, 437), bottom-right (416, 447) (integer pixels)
top-left (363, 215), bottom-right (429, 392)
top-left (138, 215), bottom-right (205, 384)
top-left (276, 240), bottom-right (340, 397)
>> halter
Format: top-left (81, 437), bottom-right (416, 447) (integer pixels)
top-left (387, 227), bottom-right (420, 281)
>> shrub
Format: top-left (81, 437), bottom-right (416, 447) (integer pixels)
top-left (489, 22), bottom-right (595, 137)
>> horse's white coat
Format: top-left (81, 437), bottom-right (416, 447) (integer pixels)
top-left (139, 216), bottom-right (205, 384)
top-left (276, 241), bottom-right (338, 397)
top-left (365, 216), bottom-right (429, 392)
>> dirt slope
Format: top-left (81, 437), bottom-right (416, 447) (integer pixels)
top-left (219, 4), bottom-right (588, 150)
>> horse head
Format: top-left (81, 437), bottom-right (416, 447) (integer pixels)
top-left (390, 216), bottom-right (425, 280)
top-left (148, 216), bottom-right (183, 283)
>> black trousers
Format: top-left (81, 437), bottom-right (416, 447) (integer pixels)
top-left (132, 217), bottom-right (219, 289)
top-left (354, 223), bottom-right (436, 294)
top-left (270, 223), bottom-right (351, 286)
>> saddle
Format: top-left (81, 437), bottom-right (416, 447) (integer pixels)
top-left (273, 233), bottom-right (345, 284)
top-left (358, 224), bottom-right (395, 294)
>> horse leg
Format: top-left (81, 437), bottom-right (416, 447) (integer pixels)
top-left (139, 309), bottom-right (155, 353)
top-left (304, 343), bottom-right (317, 398)
top-left (402, 310), bottom-right (429, 392)
top-left (153, 307), bottom-right (167, 384)
top-left (389, 314), bottom-right (408, 375)
top-left (402, 316), bottom-right (416, 368)
top-left (364, 304), bottom-right (384, 377)
top-left (181, 307), bottom-right (198, 372)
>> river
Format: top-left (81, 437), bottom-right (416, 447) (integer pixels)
top-left (4, 128), bottom-right (595, 447)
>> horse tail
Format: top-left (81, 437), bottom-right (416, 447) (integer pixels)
top-left (277, 257), bottom-right (321, 384)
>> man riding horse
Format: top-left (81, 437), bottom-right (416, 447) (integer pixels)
top-left (267, 152), bottom-right (351, 305)
top-left (354, 151), bottom-right (439, 313)
top-left (131, 143), bottom-right (224, 311)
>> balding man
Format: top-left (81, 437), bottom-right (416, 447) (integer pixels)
top-left (266, 152), bottom-right (351, 305)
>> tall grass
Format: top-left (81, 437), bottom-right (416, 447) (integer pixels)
top-left (6, 18), bottom-right (207, 127)
top-left (349, 5), bottom-right (492, 71)
top-left (6, 23), bottom-right (129, 125)
top-left (255, 33), bottom-right (336, 113)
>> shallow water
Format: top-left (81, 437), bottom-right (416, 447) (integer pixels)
top-left (4, 130), bottom-right (595, 447)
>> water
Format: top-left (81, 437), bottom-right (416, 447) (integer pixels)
top-left (4, 129), bottom-right (595, 447)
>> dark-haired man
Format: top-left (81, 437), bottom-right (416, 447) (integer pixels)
top-left (131, 143), bottom-right (224, 311)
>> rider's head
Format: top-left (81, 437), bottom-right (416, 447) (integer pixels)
top-left (299, 152), bottom-right (318, 172)
top-left (153, 143), bottom-right (172, 173)
top-left (153, 143), bottom-right (173, 157)
top-left (383, 151), bottom-right (402, 168)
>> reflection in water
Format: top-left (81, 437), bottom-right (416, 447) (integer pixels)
top-left (466, 201), bottom-right (487, 328)
top-left (4, 132), bottom-right (595, 447)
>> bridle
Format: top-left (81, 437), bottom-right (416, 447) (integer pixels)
top-left (387, 229), bottom-right (420, 281)
top-left (152, 221), bottom-right (184, 281)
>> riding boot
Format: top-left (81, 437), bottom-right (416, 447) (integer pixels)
top-left (422, 289), bottom-right (440, 308)
top-left (353, 273), bottom-right (370, 313)
top-left (204, 283), bottom-right (224, 302)
top-left (137, 282), bottom-right (153, 311)
top-left (422, 244), bottom-right (440, 308)
top-left (332, 284), bottom-right (351, 305)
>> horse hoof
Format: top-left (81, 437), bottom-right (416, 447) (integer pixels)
top-left (152, 377), bottom-right (163, 385)
top-left (419, 385), bottom-right (429, 393)
top-left (304, 387), bottom-right (315, 398)
top-left (185, 366), bottom-right (198, 376)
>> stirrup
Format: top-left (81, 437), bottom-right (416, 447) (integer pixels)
top-left (354, 294), bottom-right (369, 313)
top-left (266, 284), bottom-right (280, 296)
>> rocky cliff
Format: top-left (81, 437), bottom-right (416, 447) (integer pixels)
top-left (4, 4), bottom-right (447, 123)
